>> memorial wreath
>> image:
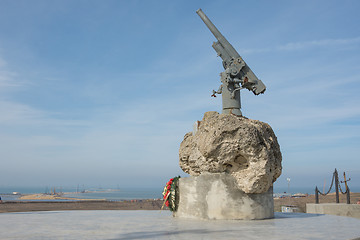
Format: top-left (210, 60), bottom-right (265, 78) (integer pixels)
top-left (161, 176), bottom-right (180, 212)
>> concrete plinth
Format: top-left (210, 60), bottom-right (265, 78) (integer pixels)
top-left (307, 203), bottom-right (360, 219)
top-left (174, 173), bottom-right (274, 220)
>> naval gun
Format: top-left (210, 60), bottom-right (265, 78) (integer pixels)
top-left (196, 9), bottom-right (266, 116)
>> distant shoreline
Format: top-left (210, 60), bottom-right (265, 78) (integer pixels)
top-left (0, 188), bottom-right (162, 202)
top-left (18, 193), bottom-right (105, 201)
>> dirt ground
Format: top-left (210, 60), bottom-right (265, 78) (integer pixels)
top-left (0, 192), bottom-right (359, 213)
top-left (0, 199), bottom-right (164, 213)
top-left (274, 192), bottom-right (360, 212)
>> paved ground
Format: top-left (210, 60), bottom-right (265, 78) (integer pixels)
top-left (0, 210), bottom-right (359, 240)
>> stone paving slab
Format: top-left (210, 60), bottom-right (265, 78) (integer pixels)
top-left (0, 210), bottom-right (359, 239)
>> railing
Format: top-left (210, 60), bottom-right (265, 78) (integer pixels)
top-left (315, 169), bottom-right (350, 204)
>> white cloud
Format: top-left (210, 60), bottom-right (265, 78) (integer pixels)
top-left (278, 37), bottom-right (360, 51)
top-left (0, 70), bottom-right (22, 89)
top-left (0, 55), bottom-right (30, 91)
top-left (0, 100), bottom-right (44, 124)
top-left (0, 100), bottom-right (90, 128)
top-left (0, 56), bottom-right (6, 67)
top-left (241, 36), bottom-right (360, 54)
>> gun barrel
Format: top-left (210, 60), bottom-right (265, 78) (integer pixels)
top-left (196, 9), bottom-right (239, 58)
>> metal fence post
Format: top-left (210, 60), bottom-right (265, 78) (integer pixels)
top-left (315, 186), bottom-right (319, 204)
top-left (334, 169), bottom-right (340, 203)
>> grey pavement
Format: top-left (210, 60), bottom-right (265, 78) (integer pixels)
top-left (0, 210), bottom-right (359, 239)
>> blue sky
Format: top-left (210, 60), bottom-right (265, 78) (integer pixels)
top-left (0, 0), bottom-right (359, 192)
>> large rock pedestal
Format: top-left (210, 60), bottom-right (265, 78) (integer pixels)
top-left (175, 111), bottom-right (281, 220)
top-left (179, 111), bottom-right (282, 194)
top-left (174, 173), bottom-right (274, 220)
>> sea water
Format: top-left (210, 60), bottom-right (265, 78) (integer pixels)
top-left (65, 188), bottom-right (162, 200)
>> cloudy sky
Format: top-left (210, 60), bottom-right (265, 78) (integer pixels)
top-left (0, 0), bottom-right (359, 191)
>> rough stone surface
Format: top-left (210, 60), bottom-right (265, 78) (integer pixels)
top-left (174, 173), bottom-right (274, 220)
top-left (179, 111), bottom-right (282, 194)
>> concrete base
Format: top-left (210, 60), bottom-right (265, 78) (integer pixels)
top-left (307, 203), bottom-right (360, 219)
top-left (174, 173), bottom-right (274, 220)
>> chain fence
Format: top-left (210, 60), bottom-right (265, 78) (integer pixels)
top-left (315, 169), bottom-right (350, 204)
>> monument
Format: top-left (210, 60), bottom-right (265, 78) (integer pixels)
top-left (172, 9), bottom-right (282, 220)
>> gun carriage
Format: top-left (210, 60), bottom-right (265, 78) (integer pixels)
top-left (196, 9), bottom-right (266, 116)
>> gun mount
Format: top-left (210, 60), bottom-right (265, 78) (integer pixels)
top-left (196, 9), bottom-right (266, 116)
